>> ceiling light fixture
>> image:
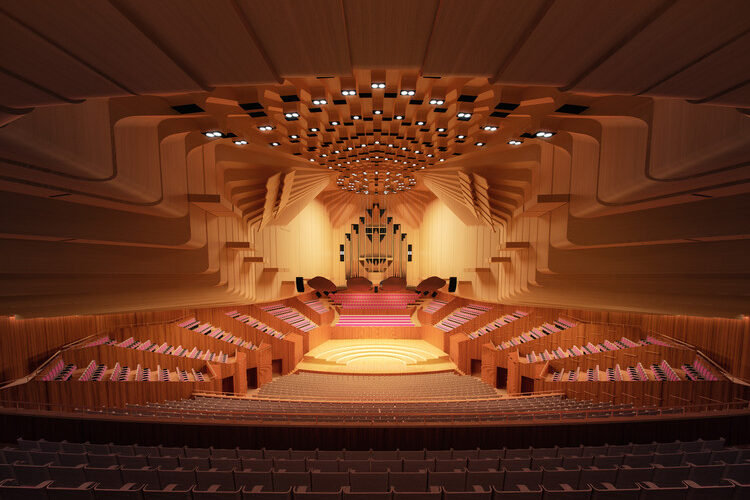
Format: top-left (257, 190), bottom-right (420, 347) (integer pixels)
top-left (483, 125), bottom-right (498, 131)
top-left (508, 139), bottom-right (523, 145)
top-left (312, 99), bottom-right (328, 105)
top-left (352, 115), bottom-right (360, 120)
top-left (204, 131), bottom-right (223, 137)
top-left (310, 127), bottom-right (319, 132)
top-left (270, 142), bottom-right (280, 146)
top-left (374, 110), bottom-right (382, 115)
top-left (233, 139), bottom-right (248, 145)
top-left (475, 142), bottom-right (484, 146)
top-left (371, 83), bottom-right (386, 89)
top-left (457, 112), bottom-right (472, 120)
top-left (416, 121), bottom-right (425, 126)
top-left (258, 126), bottom-right (273, 132)
top-left (429, 98), bottom-right (444, 105)
top-left (535, 131), bottom-right (555, 138)
top-left (400, 90), bottom-right (416, 96)
top-left (341, 89), bottom-right (356, 96)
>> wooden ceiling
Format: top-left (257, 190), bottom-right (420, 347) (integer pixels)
top-left (1, 0), bottom-right (749, 118)
top-left (0, 2), bottom-right (748, 318)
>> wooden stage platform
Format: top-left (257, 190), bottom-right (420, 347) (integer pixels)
top-left (295, 339), bottom-right (457, 374)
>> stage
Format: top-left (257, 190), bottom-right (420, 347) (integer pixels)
top-left (295, 339), bottom-right (457, 374)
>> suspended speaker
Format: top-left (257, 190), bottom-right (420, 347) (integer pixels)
top-left (295, 277), bottom-right (304, 293)
top-left (448, 277), bottom-right (457, 293)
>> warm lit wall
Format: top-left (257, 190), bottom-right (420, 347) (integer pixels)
top-left (254, 199), bottom-right (335, 301)
top-left (417, 200), bottom-right (500, 302)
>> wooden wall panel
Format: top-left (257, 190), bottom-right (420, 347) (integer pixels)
top-left (0, 310), bottom-right (191, 382)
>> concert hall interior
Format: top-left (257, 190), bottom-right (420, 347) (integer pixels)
top-left (1, 1), bottom-right (750, 499)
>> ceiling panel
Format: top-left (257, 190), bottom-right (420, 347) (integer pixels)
top-left (110, 0), bottom-right (279, 86)
top-left (644, 32), bottom-right (750, 100)
top-left (422, 0), bottom-right (549, 76)
top-left (572, 0), bottom-right (750, 94)
top-left (0, 11), bottom-right (126, 100)
top-left (238, 0), bottom-right (351, 77)
top-left (344, 0), bottom-right (438, 68)
top-left (499, 0), bottom-right (662, 86)
top-left (1, 0), bottom-right (204, 95)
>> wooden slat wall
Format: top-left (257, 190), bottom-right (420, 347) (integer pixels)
top-left (562, 309), bottom-right (750, 380)
top-left (0, 310), bottom-right (191, 382)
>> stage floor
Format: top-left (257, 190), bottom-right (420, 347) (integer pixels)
top-left (296, 339), bottom-right (457, 374)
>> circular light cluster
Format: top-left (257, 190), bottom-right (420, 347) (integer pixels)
top-left (336, 168), bottom-right (418, 194)
top-left (258, 125), bottom-right (273, 131)
top-left (341, 89), bottom-right (357, 96)
top-left (371, 82), bottom-right (386, 89)
top-left (536, 131), bottom-right (555, 138)
top-left (233, 139), bottom-right (248, 145)
top-left (203, 131), bottom-right (223, 137)
top-left (508, 139), bottom-right (523, 146)
top-left (312, 98), bottom-right (327, 105)
top-left (429, 98), bottom-right (444, 105)
top-left (400, 89), bottom-right (416, 96)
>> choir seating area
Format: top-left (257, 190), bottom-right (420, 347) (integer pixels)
top-left (331, 293), bottom-right (420, 310)
top-left (1, 438), bottom-right (748, 499)
top-left (335, 316), bottom-right (416, 327)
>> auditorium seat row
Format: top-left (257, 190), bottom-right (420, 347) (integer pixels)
top-left (302, 299), bottom-right (329, 315)
top-left (466, 312), bottom-right (528, 340)
top-left (331, 293), bottom-right (419, 310)
top-left (124, 396), bottom-right (631, 423)
top-left (224, 312), bottom-right (286, 339)
top-left (84, 336), bottom-right (231, 363)
top-left (177, 319), bottom-right (261, 348)
top-left (525, 337), bottom-right (658, 363)
top-left (495, 320), bottom-right (576, 350)
top-left (548, 359), bottom-right (717, 383)
top-left (435, 305), bottom-right (492, 332)
top-left (261, 305), bottom-right (318, 332)
top-left (422, 299), bottom-right (449, 314)
top-left (335, 316), bottom-right (416, 327)
top-left (1, 437), bottom-right (748, 500)
top-left (255, 373), bottom-right (498, 401)
top-left (38, 359), bottom-right (208, 383)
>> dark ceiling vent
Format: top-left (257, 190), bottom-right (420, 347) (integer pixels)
top-left (280, 94), bottom-right (300, 102)
top-left (555, 104), bottom-right (589, 114)
top-left (171, 103), bottom-right (204, 114)
top-left (239, 102), bottom-right (263, 110)
top-left (495, 102), bottom-right (519, 111)
top-left (458, 94), bottom-right (477, 102)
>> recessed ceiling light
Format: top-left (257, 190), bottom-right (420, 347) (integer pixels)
top-left (312, 98), bottom-right (328, 105)
top-left (233, 140), bottom-right (248, 145)
top-left (475, 142), bottom-right (484, 146)
top-left (374, 110), bottom-right (382, 115)
top-left (321, 154), bottom-right (327, 157)
top-left (352, 115), bottom-right (360, 120)
top-left (284, 112), bottom-right (300, 119)
top-left (429, 98), bottom-right (445, 105)
top-left (437, 128), bottom-right (446, 132)
top-left (395, 115), bottom-right (403, 120)
top-left (310, 127), bottom-right (319, 132)
top-left (457, 135), bottom-right (466, 139)
top-left (330, 121), bottom-right (339, 126)
top-left (342, 89), bottom-right (356, 96)
top-left (258, 126), bottom-right (273, 131)
top-left (439, 158), bottom-right (445, 162)
top-left (535, 131), bottom-right (555, 138)
top-left (204, 131), bottom-right (223, 137)
top-left (270, 142), bottom-right (280, 146)
top-left (347, 147), bottom-right (353, 150)
top-left (416, 121), bottom-right (425, 126)
top-left (427, 153), bottom-right (433, 157)
top-left (457, 112), bottom-right (472, 120)
top-left (400, 90), bottom-right (416, 96)
top-left (334, 150), bottom-right (340, 153)
top-left (289, 134), bottom-right (298, 139)
top-left (415, 150), bottom-right (421, 154)
top-left (401, 147), bottom-right (407, 151)
top-left (508, 139), bottom-right (523, 145)
top-left (483, 125), bottom-right (498, 131)
top-left (371, 83), bottom-right (385, 89)
top-left (309, 158), bottom-right (315, 162)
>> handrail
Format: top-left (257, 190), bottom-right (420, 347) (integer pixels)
top-left (0, 397), bottom-right (747, 425)
top-left (191, 389), bottom-right (566, 404)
